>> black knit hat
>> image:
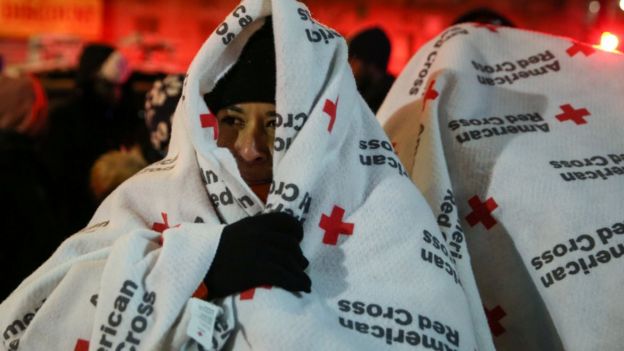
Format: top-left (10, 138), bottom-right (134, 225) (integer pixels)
top-left (348, 27), bottom-right (391, 72)
top-left (204, 18), bottom-right (276, 114)
top-left (76, 43), bottom-right (115, 89)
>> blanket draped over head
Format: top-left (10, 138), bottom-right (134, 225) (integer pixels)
top-left (0, 1), bottom-right (494, 350)
top-left (378, 23), bottom-right (624, 351)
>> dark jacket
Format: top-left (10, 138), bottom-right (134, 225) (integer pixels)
top-left (0, 130), bottom-right (61, 300)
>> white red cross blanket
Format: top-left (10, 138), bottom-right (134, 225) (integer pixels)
top-left (377, 22), bottom-right (624, 351)
top-left (0, 1), bottom-right (495, 350)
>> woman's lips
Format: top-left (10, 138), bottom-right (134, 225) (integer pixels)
top-left (238, 166), bottom-right (272, 185)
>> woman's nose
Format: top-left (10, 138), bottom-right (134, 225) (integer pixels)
top-left (235, 128), bottom-right (269, 163)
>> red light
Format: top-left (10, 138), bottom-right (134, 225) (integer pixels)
top-left (599, 32), bottom-right (619, 52)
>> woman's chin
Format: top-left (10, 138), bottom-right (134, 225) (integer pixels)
top-left (241, 176), bottom-right (272, 186)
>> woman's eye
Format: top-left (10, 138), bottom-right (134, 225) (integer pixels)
top-left (266, 119), bottom-right (277, 128)
top-left (220, 116), bottom-right (244, 127)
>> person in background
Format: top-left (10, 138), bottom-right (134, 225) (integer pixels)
top-left (452, 7), bottom-right (515, 27)
top-left (86, 74), bottom-right (186, 205)
top-left (38, 43), bottom-right (135, 235)
top-left (0, 74), bottom-right (60, 301)
top-left (347, 27), bottom-right (395, 114)
top-left (0, 74), bottom-right (48, 136)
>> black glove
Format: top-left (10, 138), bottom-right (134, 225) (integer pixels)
top-left (204, 212), bottom-right (311, 299)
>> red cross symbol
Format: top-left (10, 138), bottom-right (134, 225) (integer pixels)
top-left (200, 113), bottom-right (219, 139)
top-left (152, 212), bottom-right (179, 245)
top-left (240, 285), bottom-right (272, 300)
top-left (74, 339), bottom-right (90, 351)
top-left (319, 205), bottom-right (354, 245)
top-left (323, 96), bottom-right (339, 133)
top-left (152, 212), bottom-right (173, 233)
top-left (473, 22), bottom-right (499, 32)
top-left (465, 195), bottom-right (498, 230)
top-left (422, 80), bottom-right (439, 111)
top-left (566, 41), bottom-right (595, 57)
top-left (484, 305), bottom-right (507, 337)
top-left (555, 104), bottom-right (591, 125)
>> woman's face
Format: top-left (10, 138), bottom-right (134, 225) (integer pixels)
top-left (216, 102), bottom-right (276, 185)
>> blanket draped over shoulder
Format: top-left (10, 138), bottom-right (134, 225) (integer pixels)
top-left (0, 1), bottom-right (494, 350)
top-left (378, 23), bottom-right (624, 351)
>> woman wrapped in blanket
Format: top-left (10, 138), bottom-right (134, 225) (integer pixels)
top-left (201, 18), bottom-right (312, 300)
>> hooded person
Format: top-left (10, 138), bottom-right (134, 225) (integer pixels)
top-left (202, 19), bottom-right (278, 203)
top-left (348, 27), bottom-right (395, 114)
top-left (0, 2), bottom-right (495, 350)
top-left (377, 21), bottom-right (624, 351)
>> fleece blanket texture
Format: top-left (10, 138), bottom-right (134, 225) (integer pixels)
top-left (0, 1), bottom-right (494, 350)
top-left (378, 23), bottom-right (624, 351)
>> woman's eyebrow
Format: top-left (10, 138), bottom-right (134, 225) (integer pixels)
top-left (266, 111), bottom-right (278, 117)
top-left (226, 106), bottom-right (244, 113)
